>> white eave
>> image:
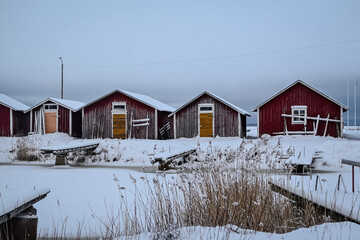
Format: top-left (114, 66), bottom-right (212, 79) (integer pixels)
top-left (24, 97), bottom-right (85, 113)
top-left (168, 91), bottom-right (251, 117)
top-left (0, 94), bottom-right (29, 111)
top-left (82, 89), bottom-right (175, 112)
top-left (252, 80), bottom-right (348, 112)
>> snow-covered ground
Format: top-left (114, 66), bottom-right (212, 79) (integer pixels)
top-left (1, 126), bottom-right (360, 238)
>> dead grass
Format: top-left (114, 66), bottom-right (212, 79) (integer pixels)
top-left (93, 167), bottom-right (329, 239)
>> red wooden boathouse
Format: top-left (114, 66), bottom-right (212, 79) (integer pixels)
top-left (82, 89), bottom-right (175, 139)
top-left (169, 91), bottom-right (250, 138)
top-left (25, 98), bottom-right (84, 137)
top-left (253, 80), bottom-right (348, 138)
top-left (0, 94), bottom-right (29, 136)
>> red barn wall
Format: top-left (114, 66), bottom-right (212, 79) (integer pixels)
top-left (175, 94), bottom-right (240, 138)
top-left (30, 102), bottom-right (78, 136)
top-left (83, 92), bottom-right (158, 139)
top-left (0, 104), bottom-right (10, 136)
top-left (58, 105), bottom-right (70, 134)
top-left (258, 82), bottom-right (342, 137)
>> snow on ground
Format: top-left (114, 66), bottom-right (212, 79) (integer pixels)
top-left (116, 222), bottom-right (360, 240)
top-left (1, 127), bottom-right (360, 238)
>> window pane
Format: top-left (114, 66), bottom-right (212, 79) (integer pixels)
top-left (200, 107), bottom-right (212, 111)
top-left (114, 105), bottom-right (125, 110)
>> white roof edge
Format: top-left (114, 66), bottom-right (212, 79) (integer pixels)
top-left (169, 91), bottom-right (251, 117)
top-left (25, 97), bottom-right (85, 113)
top-left (82, 89), bottom-right (175, 112)
top-left (252, 80), bottom-right (348, 112)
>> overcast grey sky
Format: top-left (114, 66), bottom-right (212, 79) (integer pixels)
top-left (1, 0), bottom-right (360, 124)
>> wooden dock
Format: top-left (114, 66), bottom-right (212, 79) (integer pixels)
top-left (0, 187), bottom-right (50, 239)
top-left (269, 175), bottom-right (360, 224)
top-left (150, 148), bottom-right (197, 170)
top-left (40, 140), bottom-right (100, 165)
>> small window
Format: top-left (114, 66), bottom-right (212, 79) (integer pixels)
top-left (113, 105), bottom-right (125, 110)
top-left (200, 106), bottom-right (213, 111)
top-left (44, 104), bottom-right (58, 110)
top-left (291, 106), bottom-right (307, 124)
top-left (112, 102), bottom-right (126, 112)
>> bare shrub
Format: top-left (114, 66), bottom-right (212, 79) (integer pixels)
top-left (15, 137), bottom-right (40, 161)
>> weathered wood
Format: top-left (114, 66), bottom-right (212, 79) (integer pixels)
top-left (175, 93), bottom-right (241, 138)
top-left (150, 149), bottom-right (197, 170)
top-left (342, 159), bottom-right (360, 168)
top-left (258, 81), bottom-right (344, 138)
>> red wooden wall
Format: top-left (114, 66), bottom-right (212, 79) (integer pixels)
top-left (258, 82), bottom-right (342, 137)
top-left (30, 101), bottom-right (81, 136)
top-left (174, 93), bottom-right (241, 138)
top-left (83, 91), bottom-right (171, 139)
top-left (58, 105), bottom-right (70, 134)
top-left (0, 104), bottom-right (10, 136)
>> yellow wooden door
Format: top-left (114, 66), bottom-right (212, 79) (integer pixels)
top-left (45, 112), bottom-right (57, 133)
top-left (199, 113), bottom-right (213, 137)
top-left (113, 113), bottom-right (126, 139)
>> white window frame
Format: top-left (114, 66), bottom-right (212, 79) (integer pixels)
top-left (112, 102), bottom-right (126, 113)
top-left (44, 104), bottom-right (58, 112)
top-left (291, 105), bottom-right (307, 125)
top-left (198, 103), bottom-right (215, 137)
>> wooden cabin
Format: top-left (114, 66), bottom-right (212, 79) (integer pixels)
top-left (81, 89), bottom-right (175, 139)
top-left (169, 91), bottom-right (250, 138)
top-left (0, 94), bottom-right (29, 136)
top-left (25, 98), bottom-right (84, 137)
top-left (253, 80), bottom-right (348, 138)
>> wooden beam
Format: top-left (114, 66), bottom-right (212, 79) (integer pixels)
top-left (342, 159), bottom-right (360, 168)
top-left (281, 114), bottom-right (341, 123)
top-left (314, 115), bottom-right (320, 136)
top-left (323, 114), bottom-right (330, 137)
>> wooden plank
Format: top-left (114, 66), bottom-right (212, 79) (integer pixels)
top-left (323, 114), bottom-right (330, 137)
top-left (342, 159), bottom-right (360, 168)
top-left (314, 115), bottom-right (320, 136)
top-left (113, 113), bottom-right (126, 139)
top-left (281, 114), bottom-right (341, 123)
top-left (199, 113), bottom-right (213, 137)
top-left (45, 112), bottom-right (57, 133)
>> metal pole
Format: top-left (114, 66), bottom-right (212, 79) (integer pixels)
top-left (347, 79), bottom-right (349, 126)
top-left (59, 57), bottom-right (63, 99)
top-left (355, 79), bottom-right (357, 127)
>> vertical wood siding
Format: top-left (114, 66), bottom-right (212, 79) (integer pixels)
top-left (58, 106), bottom-right (70, 134)
top-left (82, 92), bottom-right (160, 139)
top-left (175, 93), bottom-right (240, 138)
top-left (157, 111), bottom-right (173, 139)
top-left (259, 82), bottom-right (342, 137)
top-left (0, 104), bottom-right (10, 136)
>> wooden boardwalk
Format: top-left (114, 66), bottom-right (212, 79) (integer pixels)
top-left (40, 140), bottom-right (100, 165)
top-left (269, 175), bottom-right (360, 223)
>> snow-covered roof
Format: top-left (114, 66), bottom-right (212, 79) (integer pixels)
top-left (0, 93), bottom-right (29, 111)
top-left (83, 89), bottom-right (175, 112)
top-left (25, 97), bottom-right (85, 112)
top-left (169, 91), bottom-right (251, 117)
top-left (253, 80), bottom-right (348, 112)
